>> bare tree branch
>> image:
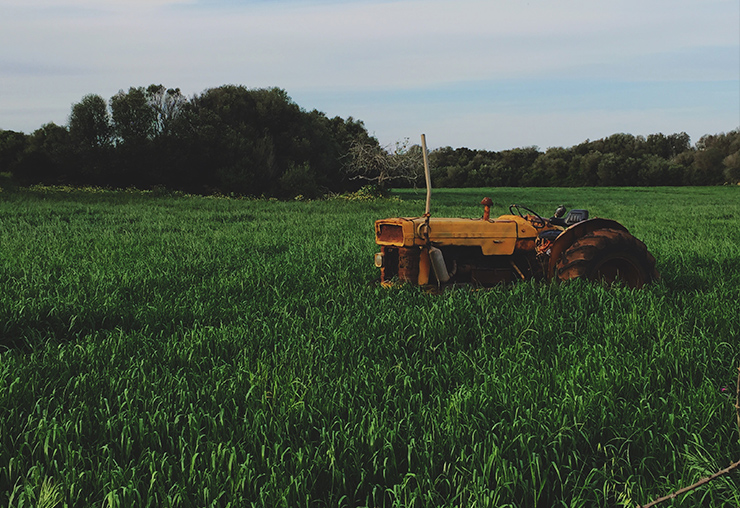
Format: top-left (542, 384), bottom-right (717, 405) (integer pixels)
top-left (639, 459), bottom-right (740, 508)
top-left (637, 365), bottom-right (740, 508)
top-left (344, 138), bottom-right (424, 189)
top-left (736, 365), bottom-right (740, 443)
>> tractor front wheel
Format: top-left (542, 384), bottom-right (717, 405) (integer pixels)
top-left (556, 228), bottom-right (658, 288)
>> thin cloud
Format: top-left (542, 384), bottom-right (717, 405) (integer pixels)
top-left (0, 0), bottom-right (737, 148)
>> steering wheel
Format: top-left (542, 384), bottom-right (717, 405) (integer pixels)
top-left (509, 204), bottom-right (547, 228)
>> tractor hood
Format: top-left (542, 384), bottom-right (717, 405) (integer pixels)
top-left (375, 216), bottom-right (534, 256)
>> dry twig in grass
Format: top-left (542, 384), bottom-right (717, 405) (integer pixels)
top-left (638, 365), bottom-right (740, 508)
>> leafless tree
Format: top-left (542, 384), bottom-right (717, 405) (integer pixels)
top-left (345, 138), bottom-right (424, 190)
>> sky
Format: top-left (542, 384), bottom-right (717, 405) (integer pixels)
top-left (1, 0), bottom-right (738, 151)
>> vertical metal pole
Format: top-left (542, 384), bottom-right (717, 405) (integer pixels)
top-left (421, 134), bottom-right (431, 216)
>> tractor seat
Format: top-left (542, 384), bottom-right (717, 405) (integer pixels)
top-left (565, 209), bottom-right (589, 225)
top-left (537, 230), bottom-right (561, 241)
top-left (549, 209), bottom-right (589, 228)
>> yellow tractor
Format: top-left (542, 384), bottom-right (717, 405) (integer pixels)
top-left (373, 136), bottom-right (658, 289)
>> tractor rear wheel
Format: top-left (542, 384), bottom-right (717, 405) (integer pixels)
top-left (556, 228), bottom-right (658, 288)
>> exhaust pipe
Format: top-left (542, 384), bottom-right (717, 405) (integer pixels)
top-left (421, 134), bottom-right (431, 217)
top-left (429, 246), bottom-right (456, 284)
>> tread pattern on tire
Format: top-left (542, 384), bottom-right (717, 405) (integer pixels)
top-left (556, 228), bottom-right (659, 287)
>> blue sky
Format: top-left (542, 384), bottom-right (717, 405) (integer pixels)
top-left (1, 0), bottom-right (738, 151)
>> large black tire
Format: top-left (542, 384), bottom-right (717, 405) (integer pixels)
top-left (556, 228), bottom-right (658, 288)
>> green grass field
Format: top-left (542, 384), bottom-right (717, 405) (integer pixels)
top-left (1, 185), bottom-right (739, 507)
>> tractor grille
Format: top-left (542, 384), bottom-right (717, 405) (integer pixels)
top-left (377, 223), bottom-right (404, 243)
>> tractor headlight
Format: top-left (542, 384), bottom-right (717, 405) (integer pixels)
top-left (374, 252), bottom-right (384, 268)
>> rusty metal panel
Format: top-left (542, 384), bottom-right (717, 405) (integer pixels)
top-left (375, 218), bottom-right (416, 247)
top-left (397, 247), bottom-right (420, 283)
top-left (377, 223), bottom-right (404, 243)
top-left (423, 218), bottom-right (519, 255)
top-left (418, 247), bottom-right (431, 285)
top-left (375, 215), bottom-right (542, 256)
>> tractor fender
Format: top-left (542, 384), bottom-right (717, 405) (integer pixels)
top-left (546, 218), bottom-right (629, 280)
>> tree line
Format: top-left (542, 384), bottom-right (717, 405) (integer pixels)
top-left (0, 85), bottom-right (376, 198)
top-left (1, 84), bottom-right (738, 197)
top-left (428, 131), bottom-right (740, 188)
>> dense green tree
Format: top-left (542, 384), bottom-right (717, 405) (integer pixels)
top-left (527, 147), bottom-right (571, 186)
top-left (636, 154), bottom-right (681, 186)
top-left (278, 162), bottom-right (321, 199)
top-left (597, 133), bottom-right (639, 158)
top-left (170, 85), bottom-right (364, 196)
top-left (501, 147), bottom-right (541, 186)
top-left (188, 85), bottom-right (276, 194)
top-left (69, 94), bottom-right (112, 150)
top-left (430, 147), bottom-right (475, 187)
top-left (678, 130), bottom-right (739, 185)
top-left (574, 151), bottom-right (602, 186)
top-left (691, 145), bottom-right (726, 185)
top-left (109, 87), bottom-right (157, 186)
top-left (0, 130), bottom-right (27, 175)
top-left (723, 151), bottom-right (740, 183)
top-left (68, 94), bottom-right (113, 183)
top-left (14, 123), bottom-right (72, 184)
top-left (644, 132), bottom-right (691, 159)
top-left (110, 87), bottom-right (157, 144)
top-left (315, 114), bottom-right (377, 193)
